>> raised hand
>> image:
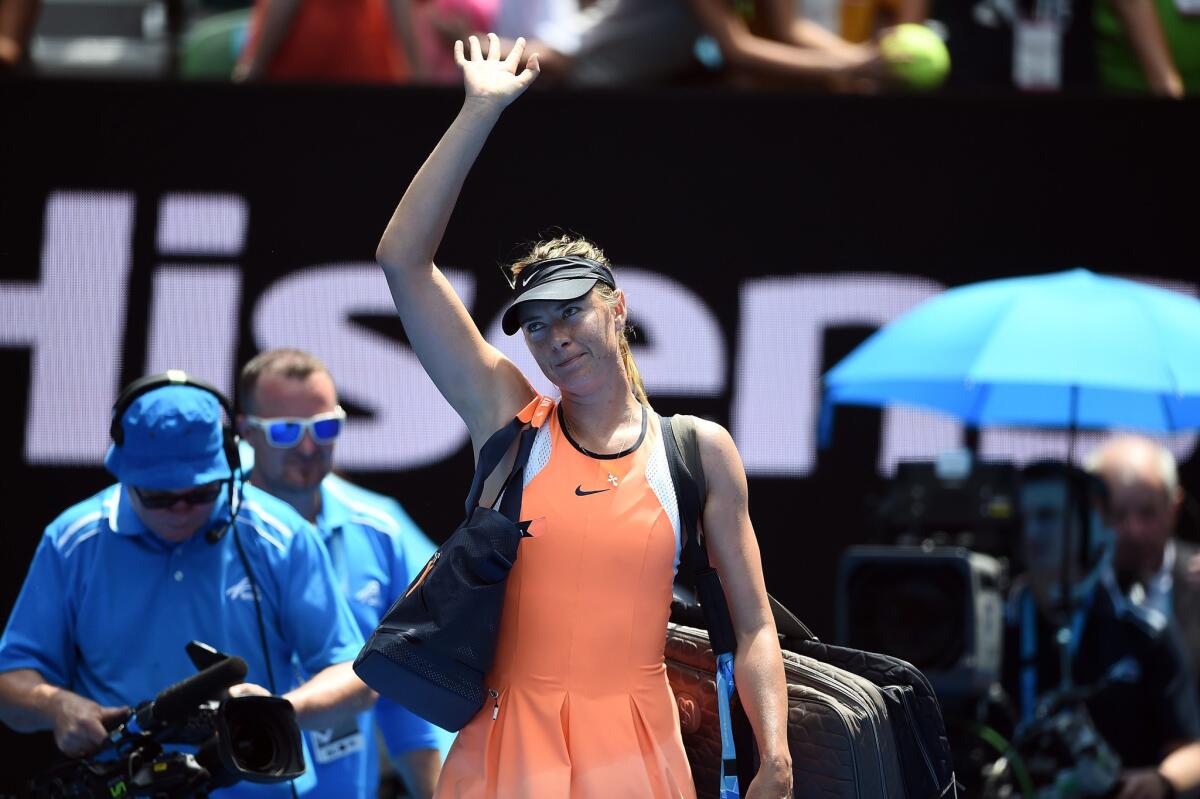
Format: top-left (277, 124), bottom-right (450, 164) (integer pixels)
top-left (455, 34), bottom-right (540, 112)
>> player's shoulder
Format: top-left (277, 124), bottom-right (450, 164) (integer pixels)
top-left (673, 414), bottom-right (742, 489)
top-left (666, 414), bottom-right (732, 451)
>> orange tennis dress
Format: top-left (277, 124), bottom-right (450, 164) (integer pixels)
top-left (435, 397), bottom-right (696, 798)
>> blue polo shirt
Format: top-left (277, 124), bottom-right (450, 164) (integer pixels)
top-left (0, 482), bottom-right (365, 798)
top-left (299, 474), bottom-right (449, 799)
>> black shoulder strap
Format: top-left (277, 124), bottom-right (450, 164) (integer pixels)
top-left (496, 423), bottom-right (538, 522)
top-left (464, 417), bottom-right (538, 522)
top-left (662, 414), bottom-right (817, 644)
top-left (661, 414), bottom-right (735, 654)
top-left (661, 414), bottom-right (706, 566)
top-left (670, 414), bottom-right (708, 520)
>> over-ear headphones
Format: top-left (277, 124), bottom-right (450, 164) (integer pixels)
top-left (111, 370), bottom-right (241, 473)
top-left (110, 369), bottom-right (243, 543)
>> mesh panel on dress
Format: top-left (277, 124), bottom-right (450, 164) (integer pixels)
top-left (644, 428), bottom-right (683, 572)
top-left (523, 422), bottom-right (553, 488)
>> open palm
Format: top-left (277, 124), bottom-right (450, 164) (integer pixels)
top-left (456, 34), bottom-right (540, 109)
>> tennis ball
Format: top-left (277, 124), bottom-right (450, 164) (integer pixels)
top-left (879, 24), bottom-right (950, 90)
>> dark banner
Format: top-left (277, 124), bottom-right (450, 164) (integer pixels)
top-left (2, 82), bottom-right (1200, 729)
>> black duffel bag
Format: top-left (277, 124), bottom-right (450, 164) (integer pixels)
top-left (354, 410), bottom-right (542, 731)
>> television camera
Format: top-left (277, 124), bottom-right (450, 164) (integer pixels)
top-left (10, 642), bottom-right (304, 799)
top-left (839, 454), bottom-right (1131, 797)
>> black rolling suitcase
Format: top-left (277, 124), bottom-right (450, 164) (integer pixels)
top-left (665, 619), bottom-right (907, 798)
top-left (662, 415), bottom-right (956, 798)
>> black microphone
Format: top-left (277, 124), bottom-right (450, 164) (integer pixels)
top-left (206, 475), bottom-right (242, 545)
top-left (136, 656), bottom-right (248, 729)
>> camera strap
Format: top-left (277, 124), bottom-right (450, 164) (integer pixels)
top-left (1019, 588), bottom-right (1093, 725)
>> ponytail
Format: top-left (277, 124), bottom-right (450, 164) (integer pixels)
top-left (619, 333), bottom-right (649, 407)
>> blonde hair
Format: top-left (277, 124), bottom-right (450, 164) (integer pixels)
top-left (510, 235), bottom-right (649, 407)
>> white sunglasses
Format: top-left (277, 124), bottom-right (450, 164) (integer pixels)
top-left (244, 406), bottom-right (347, 448)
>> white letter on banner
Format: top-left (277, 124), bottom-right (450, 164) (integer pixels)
top-left (483, 267), bottom-right (725, 399)
top-left (145, 266), bottom-right (243, 401)
top-left (143, 193), bottom-right (248, 399)
top-left (252, 264), bottom-right (474, 469)
top-left (157, 193), bottom-right (248, 256)
top-left (0, 192), bottom-right (136, 464)
top-left (734, 273), bottom-right (954, 477)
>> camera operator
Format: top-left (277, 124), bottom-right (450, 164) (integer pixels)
top-left (1004, 461), bottom-right (1200, 798)
top-left (0, 376), bottom-right (375, 796)
top-left (1089, 435), bottom-right (1200, 695)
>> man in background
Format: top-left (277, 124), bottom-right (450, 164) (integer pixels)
top-left (1005, 461), bottom-right (1200, 798)
top-left (238, 349), bottom-right (443, 799)
top-left (1089, 434), bottom-right (1200, 688)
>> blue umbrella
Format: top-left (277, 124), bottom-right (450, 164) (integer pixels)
top-left (824, 268), bottom-right (1200, 695)
top-left (824, 268), bottom-right (1200, 434)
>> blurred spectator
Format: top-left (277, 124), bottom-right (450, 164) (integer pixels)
top-left (1089, 435), bottom-right (1200, 689)
top-left (412, 0), bottom-right (498, 83)
top-left (493, 0), bottom-right (577, 45)
top-left (933, 0), bottom-right (1182, 95)
top-left (235, 0), bottom-right (423, 82)
top-left (1095, 0), bottom-right (1200, 94)
top-left (0, 0), bottom-right (39, 73)
top-left (492, 0), bottom-right (578, 77)
top-left (692, 0), bottom-right (889, 90)
top-left (496, 0), bottom-right (885, 90)
top-left (182, 8), bottom-right (252, 80)
top-left (839, 0), bottom-right (929, 42)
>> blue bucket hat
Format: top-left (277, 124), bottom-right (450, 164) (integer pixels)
top-left (104, 385), bottom-right (232, 489)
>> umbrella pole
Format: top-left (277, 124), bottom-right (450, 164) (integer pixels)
top-left (1058, 386), bottom-right (1080, 692)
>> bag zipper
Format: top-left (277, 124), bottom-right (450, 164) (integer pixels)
top-left (489, 689), bottom-right (500, 720)
top-left (403, 551), bottom-right (440, 599)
